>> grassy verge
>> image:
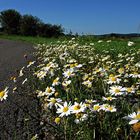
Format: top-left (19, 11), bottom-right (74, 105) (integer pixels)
top-left (0, 34), bottom-right (140, 55)
top-left (0, 34), bottom-right (63, 44)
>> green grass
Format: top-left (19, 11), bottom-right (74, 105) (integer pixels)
top-left (0, 34), bottom-right (65, 44)
top-left (0, 34), bottom-right (140, 55)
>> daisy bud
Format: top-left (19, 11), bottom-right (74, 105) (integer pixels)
top-left (55, 117), bottom-right (61, 124)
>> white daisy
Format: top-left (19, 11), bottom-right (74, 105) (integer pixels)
top-left (91, 104), bottom-right (101, 112)
top-left (101, 104), bottom-right (117, 112)
top-left (56, 101), bottom-right (72, 117)
top-left (45, 87), bottom-right (55, 97)
top-left (102, 96), bottom-right (116, 101)
top-left (62, 80), bottom-right (71, 87)
top-left (82, 80), bottom-right (92, 88)
top-left (107, 75), bottom-right (121, 84)
top-left (74, 113), bottom-right (88, 124)
top-left (63, 69), bottom-right (75, 78)
top-left (71, 102), bottom-right (86, 114)
top-left (123, 111), bottom-right (140, 124)
top-left (109, 86), bottom-right (125, 96)
top-left (128, 41), bottom-right (134, 46)
top-left (19, 67), bottom-right (24, 77)
top-left (46, 97), bottom-right (62, 109)
top-left (52, 77), bottom-right (60, 86)
top-left (27, 61), bottom-right (35, 68)
top-left (0, 87), bottom-right (8, 101)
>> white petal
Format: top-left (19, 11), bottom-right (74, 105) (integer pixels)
top-left (129, 120), bottom-right (138, 124)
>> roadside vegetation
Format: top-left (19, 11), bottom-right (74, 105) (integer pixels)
top-left (1, 35), bottom-right (140, 139)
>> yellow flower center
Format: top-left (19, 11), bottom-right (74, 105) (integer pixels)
top-left (51, 98), bottom-right (56, 103)
top-left (67, 71), bottom-right (71, 76)
top-left (70, 64), bottom-right (75, 68)
top-left (114, 89), bottom-right (120, 93)
top-left (110, 77), bottom-right (117, 81)
top-left (29, 61), bottom-right (32, 65)
top-left (47, 63), bottom-right (51, 67)
top-left (127, 88), bottom-right (132, 93)
top-left (53, 79), bottom-right (58, 84)
top-left (74, 105), bottom-right (81, 110)
top-left (0, 91), bottom-right (5, 98)
top-left (135, 114), bottom-right (140, 119)
top-left (118, 68), bottom-right (124, 73)
top-left (63, 107), bottom-right (68, 112)
top-left (94, 105), bottom-right (100, 110)
top-left (133, 72), bottom-right (138, 75)
top-left (107, 97), bottom-right (112, 100)
top-left (108, 107), bottom-right (113, 111)
top-left (109, 74), bottom-right (114, 77)
top-left (76, 113), bottom-right (82, 118)
top-left (47, 88), bottom-right (52, 93)
top-left (96, 69), bottom-right (99, 73)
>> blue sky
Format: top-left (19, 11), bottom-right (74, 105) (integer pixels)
top-left (0, 0), bottom-right (140, 34)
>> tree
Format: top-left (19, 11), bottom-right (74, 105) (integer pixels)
top-left (51, 24), bottom-right (64, 37)
top-left (0, 9), bottom-right (21, 34)
top-left (37, 23), bottom-right (64, 37)
top-left (20, 15), bottom-right (41, 36)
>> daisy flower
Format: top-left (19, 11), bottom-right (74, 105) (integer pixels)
top-left (46, 97), bottom-right (62, 109)
top-left (128, 41), bottom-right (134, 46)
top-left (56, 101), bottom-right (72, 117)
top-left (71, 102), bottom-right (86, 114)
top-left (37, 90), bottom-right (45, 97)
top-left (82, 80), bottom-right (92, 88)
top-left (35, 70), bottom-right (47, 79)
top-left (10, 76), bottom-right (17, 82)
top-left (63, 69), bottom-right (75, 78)
top-left (109, 86), bottom-right (125, 96)
top-left (101, 104), bottom-right (117, 112)
top-left (102, 96), bottom-right (116, 101)
top-left (91, 104), bottom-right (101, 112)
top-left (98, 40), bottom-right (103, 43)
top-left (45, 87), bottom-right (55, 97)
top-left (118, 68), bottom-right (125, 74)
top-left (62, 80), bottom-right (71, 87)
top-left (0, 87), bottom-right (8, 101)
top-left (19, 67), bottom-right (24, 77)
top-left (74, 113), bottom-right (88, 124)
top-left (129, 72), bottom-right (140, 78)
top-left (27, 61), bottom-right (35, 68)
top-left (52, 77), bottom-right (60, 86)
top-left (107, 75), bottom-right (121, 84)
top-left (123, 111), bottom-right (140, 124)
top-left (124, 87), bottom-right (135, 94)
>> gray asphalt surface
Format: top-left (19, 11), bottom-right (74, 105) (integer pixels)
top-left (0, 39), bottom-right (41, 140)
top-left (0, 39), bottom-right (34, 87)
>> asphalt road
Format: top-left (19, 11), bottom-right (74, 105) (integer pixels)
top-left (0, 39), bottom-right (41, 140)
top-left (0, 39), bottom-right (34, 88)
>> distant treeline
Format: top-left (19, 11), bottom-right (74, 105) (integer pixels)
top-left (96, 33), bottom-right (140, 38)
top-left (0, 9), bottom-right (64, 37)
